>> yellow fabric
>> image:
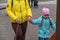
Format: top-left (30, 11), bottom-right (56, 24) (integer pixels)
top-left (6, 0), bottom-right (32, 24)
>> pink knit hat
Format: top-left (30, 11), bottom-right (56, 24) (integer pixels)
top-left (42, 8), bottom-right (50, 15)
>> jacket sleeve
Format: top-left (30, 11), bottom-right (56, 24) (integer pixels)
top-left (25, 0), bottom-right (32, 17)
top-left (6, 0), bottom-right (17, 21)
top-left (32, 17), bottom-right (42, 25)
top-left (50, 18), bottom-right (56, 31)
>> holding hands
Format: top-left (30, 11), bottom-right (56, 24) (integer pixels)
top-left (28, 16), bottom-right (33, 23)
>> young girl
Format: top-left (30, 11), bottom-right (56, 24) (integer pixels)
top-left (29, 8), bottom-right (56, 40)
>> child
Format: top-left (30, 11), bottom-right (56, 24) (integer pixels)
top-left (29, 8), bottom-right (56, 40)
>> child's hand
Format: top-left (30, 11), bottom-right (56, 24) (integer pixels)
top-left (28, 16), bottom-right (33, 23)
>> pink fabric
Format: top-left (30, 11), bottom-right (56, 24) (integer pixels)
top-left (42, 8), bottom-right (50, 15)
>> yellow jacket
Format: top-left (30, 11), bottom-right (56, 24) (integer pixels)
top-left (6, 0), bottom-right (32, 24)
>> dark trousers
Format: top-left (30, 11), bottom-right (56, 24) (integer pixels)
top-left (34, 0), bottom-right (38, 7)
top-left (28, 0), bottom-right (31, 7)
top-left (31, 0), bottom-right (34, 7)
top-left (11, 21), bottom-right (27, 40)
top-left (39, 37), bottom-right (49, 40)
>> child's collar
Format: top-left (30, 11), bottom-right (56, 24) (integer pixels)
top-left (42, 16), bottom-right (50, 19)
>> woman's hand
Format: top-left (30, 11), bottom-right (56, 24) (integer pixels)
top-left (28, 16), bottom-right (33, 23)
top-left (16, 18), bottom-right (21, 23)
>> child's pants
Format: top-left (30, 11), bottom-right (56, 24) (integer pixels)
top-left (11, 21), bottom-right (27, 40)
top-left (39, 37), bottom-right (49, 40)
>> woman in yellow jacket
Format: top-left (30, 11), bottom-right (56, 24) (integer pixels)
top-left (6, 0), bottom-right (32, 40)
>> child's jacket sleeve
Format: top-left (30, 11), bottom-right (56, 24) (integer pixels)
top-left (51, 18), bottom-right (56, 31)
top-left (32, 17), bottom-right (42, 25)
top-left (6, 0), bottom-right (17, 21)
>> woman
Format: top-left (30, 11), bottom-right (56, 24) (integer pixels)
top-left (6, 0), bottom-right (32, 40)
